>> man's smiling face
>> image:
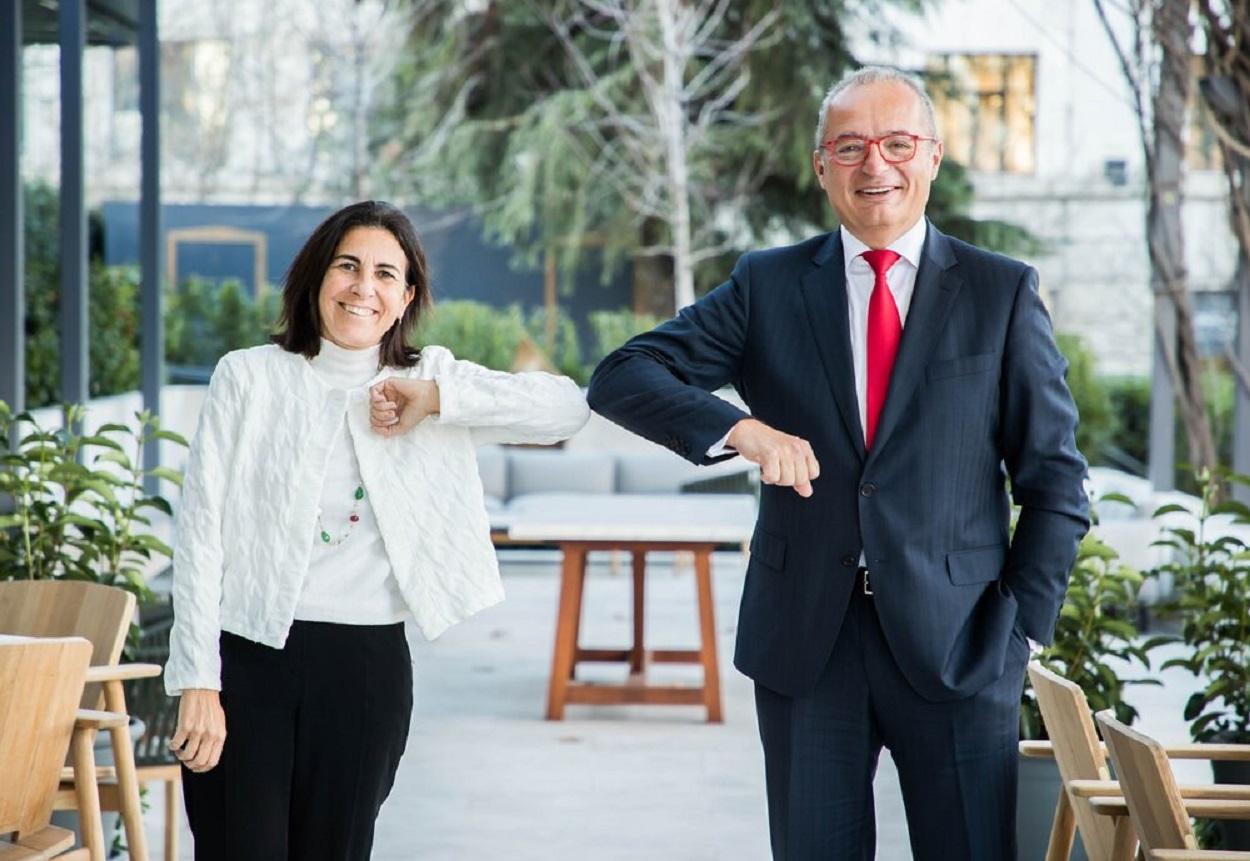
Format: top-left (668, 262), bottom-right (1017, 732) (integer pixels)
top-left (812, 80), bottom-right (943, 249)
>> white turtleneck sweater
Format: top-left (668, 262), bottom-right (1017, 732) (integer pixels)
top-left (297, 339), bottom-right (409, 625)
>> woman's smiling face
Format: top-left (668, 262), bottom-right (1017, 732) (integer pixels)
top-left (317, 226), bottom-right (414, 350)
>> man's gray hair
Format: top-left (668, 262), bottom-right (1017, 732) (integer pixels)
top-left (814, 66), bottom-right (939, 150)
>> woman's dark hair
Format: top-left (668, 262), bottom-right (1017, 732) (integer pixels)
top-left (272, 200), bottom-right (432, 368)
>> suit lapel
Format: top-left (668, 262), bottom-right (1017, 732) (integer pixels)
top-left (799, 234), bottom-right (866, 461)
top-left (866, 224), bottom-right (962, 465)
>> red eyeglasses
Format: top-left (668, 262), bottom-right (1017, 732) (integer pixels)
top-left (819, 133), bottom-right (939, 166)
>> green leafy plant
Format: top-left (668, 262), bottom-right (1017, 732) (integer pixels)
top-left (165, 276), bottom-right (280, 369)
top-left (1020, 496), bottom-right (1159, 740)
top-left (0, 400), bottom-right (188, 606)
top-left (587, 309), bottom-right (662, 369)
top-left (415, 300), bottom-right (528, 371)
top-left (1149, 466), bottom-right (1250, 744)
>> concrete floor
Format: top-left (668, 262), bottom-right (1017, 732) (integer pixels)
top-left (142, 549), bottom-right (1208, 860)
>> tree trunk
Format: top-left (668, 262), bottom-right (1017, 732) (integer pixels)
top-left (1150, 0), bottom-right (1217, 474)
top-left (655, 0), bottom-right (696, 310)
top-left (1197, 0), bottom-right (1250, 497)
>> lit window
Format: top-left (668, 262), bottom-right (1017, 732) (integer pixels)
top-left (927, 54), bottom-right (1037, 174)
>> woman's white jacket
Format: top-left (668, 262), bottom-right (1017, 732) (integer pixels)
top-left (165, 344), bottom-right (589, 695)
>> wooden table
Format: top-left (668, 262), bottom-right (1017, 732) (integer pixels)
top-left (506, 494), bottom-right (756, 723)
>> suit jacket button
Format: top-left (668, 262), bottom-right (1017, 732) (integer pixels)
top-left (841, 555), bottom-right (856, 567)
top-left (860, 483), bottom-right (877, 497)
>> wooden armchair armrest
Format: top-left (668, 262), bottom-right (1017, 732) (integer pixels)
top-left (1018, 740), bottom-right (1054, 758)
top-left (1019, 739), bottom-right (1250, 762)
top-left (74, 708), bottom-right (129, 731)
top-left (1163, 743), bottom-right (1250, 761)
top-left (1150, 850), bottom-right (1250, 860)
top-left (1089, 796), bottom-right (1250, 819)
top-left (1069, 779), bottom-right (1250, 801)
top-left (84, 662), bottom-right (162, 683)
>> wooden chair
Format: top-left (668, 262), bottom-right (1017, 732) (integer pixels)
top-left (0, 634), bottom-right (126, 861)
top-left (0, 582), bottom-right (161, 861)
top-left (1022, 662), bottom-right (1250, 861)
top-left (1095, 710), bottom-right (1250, 860)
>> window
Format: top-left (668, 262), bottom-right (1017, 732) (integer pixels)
top-left (927, 54), bottom-right (1037, 174)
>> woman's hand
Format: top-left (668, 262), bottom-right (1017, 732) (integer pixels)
top-left (170, 688), bottom-right (226, 773)
top-left (370, 378), bottom-right (440, 436)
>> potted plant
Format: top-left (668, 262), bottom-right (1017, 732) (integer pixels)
top-left (1149, 466), bottom-right (1250, 849)
top-left (0, 400), bottom-right (186, 596)
top-left (0, 399), bottom-right (187, 854)
top-left (1017, 496), bottom-right (1160, 861)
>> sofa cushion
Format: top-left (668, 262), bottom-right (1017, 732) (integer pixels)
top-left (507, 449), bottom-right (616, 499)
top-left (615, 451), bottom-right (703, 494)
top-left (475, 446), bottom-right (508, 500)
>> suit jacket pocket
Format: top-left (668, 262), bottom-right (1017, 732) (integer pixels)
top-left (749, 527), bottom-right (786, 571)
top-left (946, 544), bottom-right (1007, 585)
top-left (926, 351), bottom-right (999, 381)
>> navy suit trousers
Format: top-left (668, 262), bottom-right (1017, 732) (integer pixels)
top-left (755, 581), bottom-right (1030, 860)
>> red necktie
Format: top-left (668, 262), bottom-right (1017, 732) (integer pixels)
top-left (863, 249), bottom-right (902, 450)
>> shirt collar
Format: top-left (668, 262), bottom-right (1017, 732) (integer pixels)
top-left (840, 216), bottom-right (928, 271)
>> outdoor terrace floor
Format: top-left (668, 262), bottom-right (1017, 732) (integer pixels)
top-left (144, 549), bottom-right (1208, 860)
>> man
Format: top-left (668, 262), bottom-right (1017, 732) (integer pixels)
top-left (586, 67), bottom-right (1089, 859)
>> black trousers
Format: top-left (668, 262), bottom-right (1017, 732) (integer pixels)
top-left (754, 577), bottom-right (1030, 861)
top-left (182, 621), bottom-right (414, 861)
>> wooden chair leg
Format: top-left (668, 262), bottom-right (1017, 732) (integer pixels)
top-left (1045, 789), bottom-right (1076, 861)
top-left (693, 549), bottom-right (722, 723)
top-left (69, 727), bottom-right (107, 861)
top-left (103, 681), bottom-right (148, 861)
top-left (1111, 814), bottom-right (1139, 861)
top-left (629, 551), bottom-right (646, 677)
top-left (165, 778), bottom-right (179, 861)
top-left (546, 546), bottom-right (587, 720)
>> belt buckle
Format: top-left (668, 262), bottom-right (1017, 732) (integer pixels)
top-left (862, 568), bottom-right (873, 596)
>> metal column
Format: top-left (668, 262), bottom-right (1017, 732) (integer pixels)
top-left (0, 1), bottom-right (23, 417)
top-left (139, 0), bottom-right (164, 494)
top-left (59, 0), bottom-right (89, 413)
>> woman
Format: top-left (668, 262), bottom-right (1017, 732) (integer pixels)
top-left (164, 201), bottom-right (589, 860)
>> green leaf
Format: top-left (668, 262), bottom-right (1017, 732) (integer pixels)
top-left (78, 434), bottom-right (124, 452)
top-left (147, 467), bottom-right (184, 488)
top-left (93, 450), bottom-right (133, 470)
top-left (153, 429), bottom-right (190, 447)
top-left (1097, 492), bottom-right (1136, 508)
top-left (135, 496), bottom-right (174, 517)
top-left (1184, 692), bottom-right (1207, 721)
top-left (95, 423), bottom-right (131, 434)
top-left (1152, 503), bottom-right (1193, 518)
top-left (131, 533), bottom-right (173, 558)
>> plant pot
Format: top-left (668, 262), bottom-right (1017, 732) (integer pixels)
top-left (1016, 752), bottom-right (1088, 861)
top-left (1212, 757), bottom-right (1250, 849)
top-left (52, 715), bottom-right (146, 858)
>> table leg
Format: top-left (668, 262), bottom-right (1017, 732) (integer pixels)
top-left (693, 549), bottom-right (723, 723)
top-left (629, 550), bottom-right (646, 677)
top-left (546, 545), bottom-right (588, 720)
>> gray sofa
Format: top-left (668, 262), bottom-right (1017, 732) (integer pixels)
top-left (475, 445), bottom-right (757, 534)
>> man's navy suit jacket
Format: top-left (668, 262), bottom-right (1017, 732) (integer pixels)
top-left (587, 222), bottom-right (1090, 702)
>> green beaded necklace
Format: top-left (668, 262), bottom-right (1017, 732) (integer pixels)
top-left (317, 485), bottom-right (365, 546)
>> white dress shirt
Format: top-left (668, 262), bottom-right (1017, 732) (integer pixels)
top-left (708, 216), bottom-right (927, 456)
top-left (840, 218), bottom-right (927, 440)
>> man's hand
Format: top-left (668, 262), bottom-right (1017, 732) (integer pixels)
top-left (370, 378), bottom-right (440, 436)
top-left (170, 688), bottom-right (226, 773)
top-left (728, 418), bottom-right (820, 498)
